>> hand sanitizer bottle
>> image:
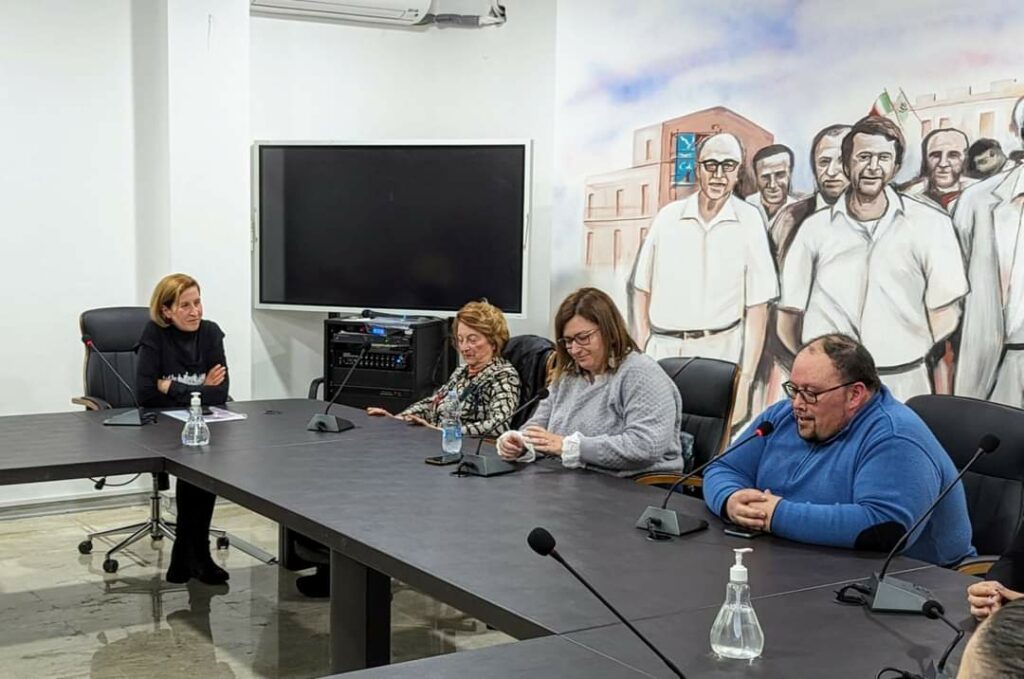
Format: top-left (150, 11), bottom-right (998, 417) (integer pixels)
top-left (710, 547), bottom-right (764, 660)
top-left (181, 391), bottom-right (211, 447)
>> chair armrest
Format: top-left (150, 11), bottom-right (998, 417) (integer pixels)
top-left (72, 396), bottom-right (112, 411)
top-left (634, 473), bottom-right (702, 490)
top-left (308, 377), bottom-right (324, 400)
top-left (955, 555), bottom-right (999, 577)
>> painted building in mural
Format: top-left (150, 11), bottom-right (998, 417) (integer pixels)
top-left (582, 106), bottom-right (773, 272)
top-left (915, 79), bottom-right (1024, 142)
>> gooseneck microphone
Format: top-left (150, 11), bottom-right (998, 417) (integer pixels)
top-left (922, 600), bottom-right (964, 678)
top-left (635, 420), bottom-right (775, 539)
top-left (454, 388), bottom-right (550, 478)
top-left (527, 527), bottom-right (686, 679)
top-left (307, 338), bottom-right (373, 433)
top-left (875, 600), bottom-right (966, 679)
top-left (863, 433), bottom-right (1000, 613)
top-left (82, 335), bottom-right (154, 426)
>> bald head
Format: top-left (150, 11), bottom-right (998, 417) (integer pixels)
top-left (698, 133), bottom-right (743, 163)
top-left (923, 129), bottom-right (967, 189)
top-left (696, 133), bottom-right (743, 203)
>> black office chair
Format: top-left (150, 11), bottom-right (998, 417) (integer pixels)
top-left (906, 394), bottom-right (1024, 576)
top-left (72, 307), bottom-right (231, 573)
top-left (502, 334), bottom-right (555, 428)
top-left (635, 356), bottom-right (741, 494)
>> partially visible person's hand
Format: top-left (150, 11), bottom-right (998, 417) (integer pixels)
top-left (753, 489), bottom-right (783, 533)
top-left (969, 580), bottom-right (1024, 620)
top-left (968, 580), bottom-right (1004, 620)
top-left (204, 365), bottom-right (226, 386)
top-left (157, 378), bottom-right (172, 394)
top-left (726, 489), bottom-right (768, 530)
top-left (522, 425), bottom-right (563, 455)
top-left (366, 407), bottom-right (393, 417)
top-left (404, 414), bottom-right (437, 430)
top-left (498, 431), bottom-right (526, 460)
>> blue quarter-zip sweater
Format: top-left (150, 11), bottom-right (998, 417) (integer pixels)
top-left (704, 387), bottom-right (975, 566)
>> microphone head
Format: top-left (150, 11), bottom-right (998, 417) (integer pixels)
top-left (362, 338), bottom-right (374, 349)
top-left (527, 527), bottom-right (556, 556)
top-left (979, 434), bottom-right (1000, 454)
top-left (922, 599), bottom-right (945, 619)
top-left (535, 388), bottom-right (550, 401)
top-left (755, 421), bottom-right (775, 436)
top-left (82, 334), bottom-right (93, 345)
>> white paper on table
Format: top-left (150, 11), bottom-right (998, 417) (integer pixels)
top-left (161, 406), bottom-right (248, 423)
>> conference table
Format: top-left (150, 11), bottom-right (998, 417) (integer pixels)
top-left (0, 399), bottom-right (978, 677)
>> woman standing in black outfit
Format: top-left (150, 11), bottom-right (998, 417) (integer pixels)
top-left (137, 273), bottom-right (229, 585)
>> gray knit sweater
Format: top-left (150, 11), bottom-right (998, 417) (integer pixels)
top-left (523, 351), bottom-right (684, 477)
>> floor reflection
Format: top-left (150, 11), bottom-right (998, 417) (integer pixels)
top-left (0, 501), bottom-right (513, 678)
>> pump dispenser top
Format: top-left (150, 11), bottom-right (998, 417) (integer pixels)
top-left (731, 548), bottom-right (752, 583)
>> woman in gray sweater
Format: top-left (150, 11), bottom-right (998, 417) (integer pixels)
top-left (497, 287), bottom-right (684, 477)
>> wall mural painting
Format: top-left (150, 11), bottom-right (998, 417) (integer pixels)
top-left (554, 1), bottom-right (1024, 430)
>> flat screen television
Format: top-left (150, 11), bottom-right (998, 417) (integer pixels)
top-left (254, 141), bottom-right (530, 314)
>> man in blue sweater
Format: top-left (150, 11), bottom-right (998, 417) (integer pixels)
top-left (704, 333), bottom-right (975, 566)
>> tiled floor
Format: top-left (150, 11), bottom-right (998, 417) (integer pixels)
top-left (0, 498), bottom-right (513, 678)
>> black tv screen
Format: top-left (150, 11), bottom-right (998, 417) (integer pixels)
top-left (257, 143), bottom-right (528, 313)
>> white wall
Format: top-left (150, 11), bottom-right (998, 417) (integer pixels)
top-left (0, 1), bottom-right (146, 505)
top-left (0, 0), bottom-right (137, 415)
top-left (0, 1), bottom-right (557, 506)
top-left (248, 0), bottom-right (557, 398)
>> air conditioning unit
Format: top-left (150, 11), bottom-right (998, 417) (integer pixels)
top-left (251, 0), bottom-right (433, 26)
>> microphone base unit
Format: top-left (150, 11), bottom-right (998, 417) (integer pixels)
top-left (635, 506), bottom-right (709, 538)
top-left (458, 453), bottom-right (518, 477)
top-left (307, 414), bottom-right (356, 433)
top-left (867, 573), bottom-right (935, 614)
top-left (103, 408), bottom-right (151, 427)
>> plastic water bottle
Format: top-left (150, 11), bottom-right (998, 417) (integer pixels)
top-left (439, 389), bottom-right (462, 455)
top-left (181, 391), bottom-right (211, 447)
top-left (710, 548), bottom-right (764, 660)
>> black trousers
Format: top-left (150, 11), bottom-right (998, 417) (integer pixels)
top-left (175, 478), bottom-right (216, 546)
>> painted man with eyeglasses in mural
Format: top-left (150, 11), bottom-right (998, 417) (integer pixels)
top-left (953, 96), bottom-right (1024, 407)
top-left (779, 115), bottom-right (968, 402)
top-left (631, 132), bottom-right (778, 426)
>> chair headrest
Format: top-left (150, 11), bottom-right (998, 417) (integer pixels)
top-left (659, 356), bottom-right (738, 417)
top-left (907, 395), bottom-right (1024, 481)
top-left (503, 334), bottom-right (556, 361)
top-left (80, 307), bottom-right (151, 353)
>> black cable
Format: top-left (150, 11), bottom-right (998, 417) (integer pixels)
top-left (876, 668), bottom-right (923, 679)
top-left (89, 474), bottom-right (142, 489)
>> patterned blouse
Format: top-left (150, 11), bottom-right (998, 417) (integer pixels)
top-left (400, 357), bottom-right (521, 437)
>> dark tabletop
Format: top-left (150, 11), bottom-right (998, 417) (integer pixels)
top-left (159, 401), bottom-right (934, 639)
top-left (334, 636), bottom-right (651, 679)
top-left (0, 411), bottom-right (160, 485)
top-left (6, 399), bottom-right (968, 679)
top-left (80, 399), bottom-right (356, 453)
top-left (567, 565), bottom-right (977, 679)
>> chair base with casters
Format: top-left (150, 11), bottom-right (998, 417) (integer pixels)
top-left (77, 474), bottom-right (232, 573)
top-left (77, 472), bottom-right (276, 572)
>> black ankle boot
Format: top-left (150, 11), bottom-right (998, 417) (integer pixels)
top-left (296, 565), bottom-right (330, 598)
top-left (166, 535), bottom-right (194, 584)
top-left (191, 540), bottom-right (229, 585)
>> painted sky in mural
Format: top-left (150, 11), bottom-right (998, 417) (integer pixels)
top-left (554, 0), bottom-right (1024, 290)
top-left (552, 0), bottom-right (1024, 424)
